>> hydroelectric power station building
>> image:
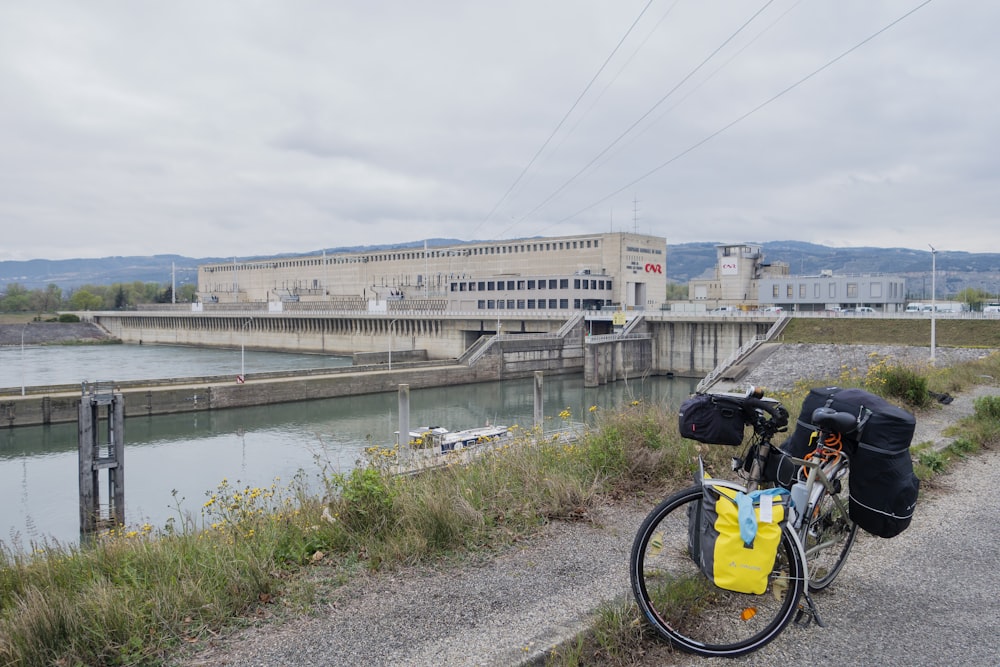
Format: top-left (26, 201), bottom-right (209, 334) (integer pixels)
top-left (196, 232), bottom-right (667, 314)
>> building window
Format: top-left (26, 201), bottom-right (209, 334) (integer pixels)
top-left (517, 280), bottom-right (525, 290)
top-left (527, 280), bottom-right (535, 289)
top-left (487, 281), bottom-right (495, 290)
top-left (527, 299), bottom-right (536, 308)
top-left (829, 283), bottom-right (836, 298)
top-left (560, 279), bottom-right (568, 289)
top-left (549, 299), bottom-right (557, 308)
top-left (478, 281), bottom-right (485, 291)
top-left (487, 300), bottom-right (495, 309)
top-left (787, 285), bottom-right (793, 298)
top-left (507, 299), bottom-right (515, 308)
top-left (871, 282), bottom-right (882, 298)
top-left (517, 299), bottom-right (525, 309)
top-left (772, 285), bottom-right (779, 298)
top-left (574, 279), bottom-right (580, 289)
top-left (799, 284), bottom-right (806, 298)
top-left (559, 299), bottom-right (569, 309)
top-left (549, 279), bottom-right (557, 289)
top-left (847, 283), bottom-right (858, 298)
top-left (478, 300), bottom-right (486, 309)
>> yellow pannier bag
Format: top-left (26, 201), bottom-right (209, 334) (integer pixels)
top-left (692, 479), bottom-right (789, 595)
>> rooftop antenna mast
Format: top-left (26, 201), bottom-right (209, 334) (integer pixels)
top-left (632, 196), bottom-right (640, 233)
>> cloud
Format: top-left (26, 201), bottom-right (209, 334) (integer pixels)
top-left (0, 0), bottom-right (996, 261)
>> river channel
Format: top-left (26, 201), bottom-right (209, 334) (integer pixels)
top-left (0, 344), bottom-right (697, 550)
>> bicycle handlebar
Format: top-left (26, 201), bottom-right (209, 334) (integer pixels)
top-left (743, 396), bottom-right (789, 429)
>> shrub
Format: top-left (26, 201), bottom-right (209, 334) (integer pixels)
top-left (328, 467), bottom-right (399, 535)
top-left (864, 356), bottom-right (929, 407)
top-left (973, 395), bottom-right (1000, 422)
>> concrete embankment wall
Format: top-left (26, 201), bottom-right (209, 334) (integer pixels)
top-left (3, 312), bottom-right (774, 427)
top-left (652, 318), bottom-right (771, 377)
top-left (0, 338), bottom-right (585, 427)
top-left (92, 312), bottom-right (566, 359)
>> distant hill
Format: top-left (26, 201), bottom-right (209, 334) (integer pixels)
top-left (3, 240), bottom-right (999, 299)
top-left (0, 240), bottom-right (462, 291)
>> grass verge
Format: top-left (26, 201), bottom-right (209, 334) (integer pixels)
top-left (0, 404), bottom-right (735, 666)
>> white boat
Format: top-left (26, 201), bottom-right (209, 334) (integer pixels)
top-left (397, 424), bottom-right (512, 456)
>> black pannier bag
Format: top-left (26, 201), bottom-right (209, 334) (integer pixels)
top-left (766, 386), bottom-right (843, 487)
top-left (774, 386), bottom-right (919, 538)
top-left (678, 394), bottom-right (747, 446)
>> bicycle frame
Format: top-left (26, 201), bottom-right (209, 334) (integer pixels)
top-left (742, 435), bottom-right (853, 627)
top-left (792, 453), bottom-right (851, 555)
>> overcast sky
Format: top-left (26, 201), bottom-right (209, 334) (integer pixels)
top-left (1, 1), bottom-right (995, 262)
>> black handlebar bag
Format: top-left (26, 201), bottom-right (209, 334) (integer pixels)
top-left (678, 394), bottom-right (747, 446)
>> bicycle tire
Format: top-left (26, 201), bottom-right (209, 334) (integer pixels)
top-left (804, 459), bottom-right (858, 591)
top-left (630, 484), bottom-right (804, 657)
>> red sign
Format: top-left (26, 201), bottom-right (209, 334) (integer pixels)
top-left (236, 375), bottom-right (245, 384)
top-left (645, 263), bottom-right (663, 274)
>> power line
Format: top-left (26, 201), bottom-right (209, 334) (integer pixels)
top-left (472, 0), bottom-right (657, 237)
top-left (547, 0), bottom-right (937, 229)
top-left (588, 0), bottom-right (804, 178)
top-left (500, 0), bottom-right (779, 237)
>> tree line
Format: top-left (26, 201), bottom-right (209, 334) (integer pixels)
top-left (0, 281), bottom-right (199, 313)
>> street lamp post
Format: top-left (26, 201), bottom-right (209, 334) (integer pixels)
top-left (929, 244), bottom-right (937, 364)
top-left (240, 318), bottom-right (253, 379)
top-left (20, 321), bottom-right (29, 396)
top-left (388, 319), bottom-right (397, 371)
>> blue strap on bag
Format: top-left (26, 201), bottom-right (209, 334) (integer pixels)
top-left (737, 488), bottom-right (789, 545)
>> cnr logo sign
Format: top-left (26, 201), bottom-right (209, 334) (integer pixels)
top-left (645, 263), bottom-right (663, 274)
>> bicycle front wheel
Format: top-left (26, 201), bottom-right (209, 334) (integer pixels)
top-left (804, 460), bottom-right (858, 591)
top-left (630, 485), bottom-right (804, 658)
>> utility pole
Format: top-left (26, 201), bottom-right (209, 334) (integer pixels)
top-left (929, 244), bottom-right (937, 364)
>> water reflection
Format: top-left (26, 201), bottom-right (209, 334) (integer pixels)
top-left (0, 343), bottom-right (352, 389)
top-left (1, 346), bottom-right (697, 549)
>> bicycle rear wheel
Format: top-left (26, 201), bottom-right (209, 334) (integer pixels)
top-left (630, 485), bottom-right (804, 658)
top-left (804, 460), bottom-right (858, 591)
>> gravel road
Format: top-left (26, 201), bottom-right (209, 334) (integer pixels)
top-left (0, 322), bottom-right (110, 345)
top-left (174, 371), bottom-right (999, 667)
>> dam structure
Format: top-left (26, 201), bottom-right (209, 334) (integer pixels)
top-left (3, 308), bottom-right (781, 428)
top-left (90, 308), bottom-right (780, 383)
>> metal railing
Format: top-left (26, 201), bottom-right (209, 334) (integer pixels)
top-left (695, 313), bottom-right (789, 393)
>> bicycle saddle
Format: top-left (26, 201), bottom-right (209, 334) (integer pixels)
top-left (811, 406), bottom-right (859, 434)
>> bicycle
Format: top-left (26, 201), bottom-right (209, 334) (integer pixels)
top-left (629, 389), bottom-right (860, 657)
